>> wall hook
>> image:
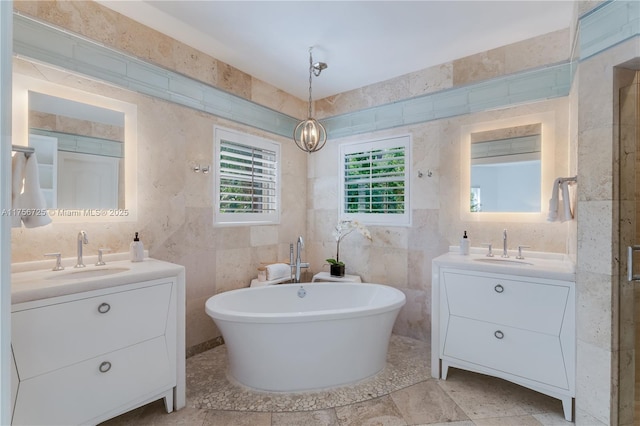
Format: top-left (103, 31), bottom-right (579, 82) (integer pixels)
top-left (418, 170), bottom-right (433, 178)
top-left (193, 164), bottom-right (211, 174)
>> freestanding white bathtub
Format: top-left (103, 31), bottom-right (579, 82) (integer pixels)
top-left (205, 282), bottom-right (406, 392)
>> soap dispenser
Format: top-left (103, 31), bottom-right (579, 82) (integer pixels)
top-left (130, 232), bottom-right (144, 262)
top-left (460, 231), bottom-right (470, 255)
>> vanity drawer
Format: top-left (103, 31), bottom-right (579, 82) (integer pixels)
top-left (12, 335), bottom-right (173, 426)
top-left (443, 315), bottom-right (569, 390)
top-left (442, 270), bottom-right (570, 335)
top-left (12, 281), bottom-right (173, 380)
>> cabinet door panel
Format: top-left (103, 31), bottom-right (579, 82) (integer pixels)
top-left (12, 336), bottom-right (173, 426)
top-left (12, 281), bottom-right (172, 379)
top-left (443, 315), bottom-right (569, 390)
top-left (442, 271), bottom-right (569, 334)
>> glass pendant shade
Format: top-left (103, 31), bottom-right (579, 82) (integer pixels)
top-left (294, 117), bottom-right (327, 152)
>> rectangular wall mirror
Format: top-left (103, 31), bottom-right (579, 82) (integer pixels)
top-left (460, 112), bottom-right (555, 222)
top-left (470, 124), bottom-right (541, 213)
top-left (28, 91), bottom-right (125, 210)
top-left (13, 73), bottom-right (137, 222)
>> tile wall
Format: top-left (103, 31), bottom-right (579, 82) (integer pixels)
top-left (11, 54), bottom-right (308, 350)
top-left (10, 0), bottom-right (573, 349)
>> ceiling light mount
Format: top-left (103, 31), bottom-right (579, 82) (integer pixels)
top-left (294, 47), bottom-right (327, 153)
top-left (312, 61), bottom-right (327, 76)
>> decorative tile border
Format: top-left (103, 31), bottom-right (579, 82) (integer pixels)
top-left (580, 0), bottom-right (640, 61)
top-left (12, 1), bottom-right (638, 140)
top-left (322, 62), bottom-right (571, 139)
top-left (13, 13), bottom-right (297, 139)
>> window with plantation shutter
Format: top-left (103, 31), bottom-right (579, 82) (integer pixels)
top-left (339, 135), bottom-right (411, 226)
top-left (214, 127), bottom-right (280, 225)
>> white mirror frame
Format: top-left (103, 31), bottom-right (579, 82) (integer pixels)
top-left (460, 111), bottom-right (556, 223)
top-left (12, 74), bottom-right (137, 223)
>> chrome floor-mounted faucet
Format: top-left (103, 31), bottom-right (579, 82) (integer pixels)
top-left (290, 236), bottom-right (310, 283)
top-left (76, 230), bottom-right (88, 268)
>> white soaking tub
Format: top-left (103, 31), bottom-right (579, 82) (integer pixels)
top-left (205, 282), bottom-right (406, 392)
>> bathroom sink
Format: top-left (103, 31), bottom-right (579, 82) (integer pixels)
top-left (45, 267), bottom-right (130, 280)
top-left (474, 258), bottom-right (533, 266)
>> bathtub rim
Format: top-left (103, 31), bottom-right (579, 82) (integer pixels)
top-left (205, 282), bottom-right (406, 324)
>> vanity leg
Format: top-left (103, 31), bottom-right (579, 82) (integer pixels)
top-left (561, 397), bottom-right (573, 422)
top-left (163, 390), bottom-right (174, 413)
top-left (441, 361), bottom-right (450, 380)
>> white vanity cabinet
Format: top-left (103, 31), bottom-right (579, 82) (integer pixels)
top-left (431, 252), bottom-right (575, 421)
top-left (10, 259), bottom-right (185, 426)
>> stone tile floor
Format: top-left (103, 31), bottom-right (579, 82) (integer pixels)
top-left (101, 335), bottom-right (569, 425)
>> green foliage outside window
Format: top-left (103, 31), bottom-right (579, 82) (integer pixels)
top-left (344, 147), bottom-right (405, 214)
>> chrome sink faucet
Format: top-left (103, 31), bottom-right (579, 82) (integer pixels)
top-left (290, 236), bottom-right (310, 283)
top-left (502, 228), bottom-right (509, 258)
top-left (76, 230), bottom-right (88, 268)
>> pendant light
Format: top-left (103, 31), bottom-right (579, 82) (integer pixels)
top-left (293, 47), bottom-right (328, 153)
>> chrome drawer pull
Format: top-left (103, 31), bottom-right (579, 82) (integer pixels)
top-left (97, 303), bottom-right (111, 314)
top-left (494, 284), bottom-right (504, 293)
top-left (494, 330), bottom-right (504, 339)
top-left (99, 361), bottom-right (112, 373)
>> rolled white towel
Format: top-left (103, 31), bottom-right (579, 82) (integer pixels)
top-left (20, 153), bottom-right (51, 228)
top-left (11, 153), bottom-right (26, 228)
top-left (547, 177), bottom-right (562, 222)
top-left (266, 263), bottom-right (291, 281)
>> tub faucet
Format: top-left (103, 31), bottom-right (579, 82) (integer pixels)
top-left (501, 228), bottom-right (508, 258)
top-left (75, 230), bottom-right (88, 268)
top-left (292, 236), bottom-right (309, 283)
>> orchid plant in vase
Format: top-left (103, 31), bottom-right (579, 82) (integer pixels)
top-left (326, 220), bottom-right (372, 276)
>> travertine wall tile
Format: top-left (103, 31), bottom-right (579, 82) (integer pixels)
top-left (393, 288), bottom-right (429, 341)
top-left (410, 123), bottom-right (441, 211)
top-left (575, 340), bottom-right (613, 425)
top-left (309, 177), bottom-right (338, 211)
top-left (186, 295), bottom-right (220, 348)
top-left (577, 126), bottom-right (615, 202)
top-left (306, 139), bottom-right (339, 178)
top-left (216, 62), bottom-right (251, 100)
top-left (577, 200), bottom-right (614, 276)
top-left (576, 270), bottom-right (613, 349)
top-left (250, 226), bottom-right (279, 247)
top-left (407, 250), bottom-right (426, 292)
top-left (251, 78), bottom-right (306, 119)
top-left (408, 63), bottom-right (454, 98)
top-left (452, 48), bottom-right (505, 87)
top-left (505, 29), bottom-right (570, 75)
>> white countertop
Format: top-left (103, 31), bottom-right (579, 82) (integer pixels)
top-left (433, 248), bottom-right (575, 282)
top-left (11, 257), bottom-right (185, 304)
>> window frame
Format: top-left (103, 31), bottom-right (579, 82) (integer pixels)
top-left (338, 134), bottom-right (412, 226)
top-left (214, 126), bottom-right (281, 226)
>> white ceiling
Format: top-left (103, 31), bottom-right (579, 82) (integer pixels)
top-left (98, 1), bottom-right (575, 101)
